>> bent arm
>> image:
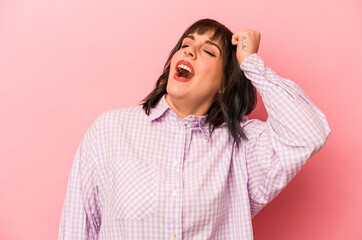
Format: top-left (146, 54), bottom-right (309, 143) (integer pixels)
top-left (240, 54), bottom-right (331, 218)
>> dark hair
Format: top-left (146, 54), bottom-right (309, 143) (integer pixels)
top-left (141, 18), bottom-right (257, 144)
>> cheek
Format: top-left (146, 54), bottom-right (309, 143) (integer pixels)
top-left (170, 51), bottom-right (182, 68)
top-left (202, 63), bottom-right (223, 85)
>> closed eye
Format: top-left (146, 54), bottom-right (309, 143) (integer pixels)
top-left (181, 45), bottom-right (216, 57)
top-left (204, 50), bottom-right (215, 57)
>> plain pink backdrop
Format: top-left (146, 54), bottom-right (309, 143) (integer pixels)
top-left (0, 0), bottom-right (361, 239)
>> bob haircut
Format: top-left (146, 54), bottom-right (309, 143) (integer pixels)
top-left (142, 18), bottom-right (257, 145)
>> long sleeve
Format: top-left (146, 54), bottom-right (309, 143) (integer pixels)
top-left (240, 53), bottom-right (331, 218)
top-left (58, 117), bottom-right (102, 239)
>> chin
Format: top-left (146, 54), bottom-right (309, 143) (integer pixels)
top-left (166, 87), bottom-right (187, 100)
top-left (166, 78), bottom-right (183, 97)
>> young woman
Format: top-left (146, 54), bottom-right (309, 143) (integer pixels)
top-left (58, 19), bottom-right (331, 239)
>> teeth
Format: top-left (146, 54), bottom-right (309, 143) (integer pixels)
top-left (177, 64), bottom-right (192, 74)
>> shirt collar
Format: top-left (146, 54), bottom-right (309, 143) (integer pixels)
top-left (147, 94), bottom-right (170, 121)
top-left (147, 94), bottom-right (211, 141)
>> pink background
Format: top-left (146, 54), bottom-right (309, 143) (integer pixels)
top-left (0, 0), bottom-right (361, 239)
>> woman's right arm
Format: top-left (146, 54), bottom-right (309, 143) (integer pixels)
top-left (58, 117), bottom-right (102, 239)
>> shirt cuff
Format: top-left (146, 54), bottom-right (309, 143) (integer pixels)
top-left (239, 53), bottom-right (260, 71)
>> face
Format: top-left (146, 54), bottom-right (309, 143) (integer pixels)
top-left (166, 31), bottom-right (223, 116)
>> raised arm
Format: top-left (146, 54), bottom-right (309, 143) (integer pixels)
top-left (233, 29), bottom-right (331, 217)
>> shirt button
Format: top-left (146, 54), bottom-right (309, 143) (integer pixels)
top-left (189, 117), bottom-right (194, 122)
top-left (173, 160), bottom-right (179, 166)
top-left (171, 233), bottom-right (177, 238)
top-left (178, 125), bottom-right (182, 130)
top-left (255, 60), bottom-right (261, 65)
top-left (172, 190), bottom-right (178, 196)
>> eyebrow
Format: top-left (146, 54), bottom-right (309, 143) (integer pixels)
top-left (184, 35), bottom-right (222, 54)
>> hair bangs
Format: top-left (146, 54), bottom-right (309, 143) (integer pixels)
top-left (183, 22), bottom-right (227, 50)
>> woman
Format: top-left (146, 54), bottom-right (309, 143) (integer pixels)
top-left (58, 19), bottom-right (330, 239)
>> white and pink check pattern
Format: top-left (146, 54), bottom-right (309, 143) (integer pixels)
top-left (58, 53), bottom-right (331, 239)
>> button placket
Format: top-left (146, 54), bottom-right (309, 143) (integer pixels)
top-left (168, 119), bottom-right (185, 239)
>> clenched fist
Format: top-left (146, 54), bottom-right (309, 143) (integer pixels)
top-left (231, 28), bottom-right (261, 65)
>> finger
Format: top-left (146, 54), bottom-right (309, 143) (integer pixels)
top-left (231, 33), bottom-right (240, 45)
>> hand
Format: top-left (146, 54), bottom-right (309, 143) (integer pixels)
top-left (231, 28), bottom-right (261, 65)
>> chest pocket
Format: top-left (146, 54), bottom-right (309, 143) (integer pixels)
top-left (110, 158), bottom-right (158, 220)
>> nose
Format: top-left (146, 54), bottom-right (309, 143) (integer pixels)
top-left (184, 47), bottom-right (196, 59)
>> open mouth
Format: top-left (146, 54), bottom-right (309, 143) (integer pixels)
top-left (175, 60), bottom-right (194, 80)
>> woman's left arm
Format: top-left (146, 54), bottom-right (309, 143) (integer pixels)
top-left (233, 29), bottom-right (331, 217)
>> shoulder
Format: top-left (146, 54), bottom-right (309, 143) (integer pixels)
top-left (92, 104), bottom-right (147, 131)
top-left (240, 116), bottom-right (267, 141)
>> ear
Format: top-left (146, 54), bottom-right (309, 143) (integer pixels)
top-left (218, 87), bottom-right (225, 94)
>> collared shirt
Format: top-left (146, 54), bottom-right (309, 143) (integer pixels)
top-left (58, 53), bottom-right (331, 240)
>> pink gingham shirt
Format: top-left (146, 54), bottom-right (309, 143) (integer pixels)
top-left (58, 53), bottom-right (331, 239)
